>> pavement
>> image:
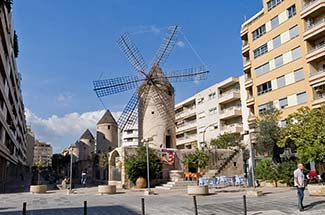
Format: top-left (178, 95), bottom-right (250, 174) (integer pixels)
top-left (1, 186), bottom-right (325, 214)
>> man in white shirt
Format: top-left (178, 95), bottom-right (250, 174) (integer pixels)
top-left (294, 163), bottom-right (305, 211)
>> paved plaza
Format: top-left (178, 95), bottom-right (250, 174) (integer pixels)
top-left (1, 187), bottom-right (325, 215)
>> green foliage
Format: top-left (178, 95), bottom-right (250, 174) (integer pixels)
top-left (182, 149), bottom-right (209, 171)
top-left (278, 106), bottom-right (325, 163)
top-left (99, 153), bottom-right (109, 168)
top-left (211, 132), bottom-right (239, 149)
top-left (255, 107), bottom-right (282, 161)
top-left (255, 158), bottom-right (297, 186)
top-left (124, 147), bottom-right (162, 184)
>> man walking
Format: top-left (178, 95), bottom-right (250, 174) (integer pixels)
top-left (294, 163), bottom-right (305, 211)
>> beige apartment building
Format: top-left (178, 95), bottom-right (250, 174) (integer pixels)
top-left (175, 76), bottom-right (249, 149)
top-left (241, 0), bottom-right (325, 128)
top-left (0, 4), bottom-right (28, 192)
top-left (33, 141), bottom-right (53, 167)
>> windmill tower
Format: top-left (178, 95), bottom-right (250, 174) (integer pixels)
top-left (93, 26), bottom-right (209, 149)
top-left (96, 110), bottom-right (118, 153)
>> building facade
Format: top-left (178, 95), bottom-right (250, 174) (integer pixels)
top-left (241, 0), bottom-right (325, 128)
top-left (175, 76), bottom-right (249, 149)
top-left (33, 141), bottom-right (53, 167)
top-left (0, 3), bottom-right (28, 192)
top-left (120, 125), bottom-right (139, 147)
top-left (26, 127), bottom-right (35, 168)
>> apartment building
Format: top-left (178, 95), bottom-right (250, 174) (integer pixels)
top-left (241, 0), bottom-right (325, 129)
top-left (33, 141), bottom-right (53, 167)
top-left (0, 4), bottom-right (28, 191)
top-left (120, 125), bottom-right (139, 147)
top-left (175, 76), bottom-right (249, 149)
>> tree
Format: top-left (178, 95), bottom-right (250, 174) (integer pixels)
top-left (255, 107), bottom-right (282, 162)
top-left (125, 147), bottom-right (162, 184)
top-left (99, 153), bottom-right (109, 182)
top-left (182, 149), bottom-right (209, 172)
top-left (278, 106), bottom-right (325, 163)
top-left (210, 132), bottom-right (239, 149)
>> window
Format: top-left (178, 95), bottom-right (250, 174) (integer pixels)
top-left (272, 35), bottom-right (281, 49)
top-left (252, 24), bottom-right (266, 40)
top-left (257, 81), bottom-right (272, 95)
top-left (287, 5), bottom-right (296, 18)
top-left (289, 25), bottom-right (299, 39)
top-left (277, 76), bottom-right (286, 88)
top-left (209, 107), bottom-right (217, 115)
top-left (197, 97), bottom-right (204, 105)
top-left (274, 55), bottom-right (283, 68)
top-left (107, 125), bottom-right (110, 130)
top-left (267, 0), bottom-right (283, 11)
top-left (297, 92), bottom-right (307, 104)
top-left (253, 43), bottom-right (268, 59)
top-left (294, 68), bottom-right (304, 82)
top-left (271, 16), bottom-right (279, 29)
top-left (291, 46), bottom-right (301, 60)
top-left (258, 102), bottom-right (273, 114)
top-left (279, 97), bottom-right (288, 109)
top-left (208, 92), bottom-right (216, 100)
top-left (198, 111), bottom-right (205, 119)
top-left (255, 62), bottom-right (270, 76)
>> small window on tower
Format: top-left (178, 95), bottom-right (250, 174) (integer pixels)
top-left (168, 90), bottom-right (172, 96)
top-left (107, 125), bottom-right (110, 130)
top-left (151, 111), bottom-right (154, 115)
top-left (233, 162), bottom-right (237, 167)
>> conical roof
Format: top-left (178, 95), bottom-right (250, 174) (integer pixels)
top-left (79, 129), bottom-right (94, 140)
top-left (97, 110), bottom-right (117, 125)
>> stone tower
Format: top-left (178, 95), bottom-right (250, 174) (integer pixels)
top-left (78, 129), bottom-right (95, 160)
top-left (138, 67), bottom-right (176, 149)
top-left (96, 110), bottom-right (118, 153)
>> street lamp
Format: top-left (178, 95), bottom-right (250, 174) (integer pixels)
top-left (141, 137), bottom-right (154, 195)
top-left (202, 123), bottom-right (218, 147)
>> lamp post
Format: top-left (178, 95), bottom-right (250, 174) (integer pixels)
top-left (202, 123), bottom-right (218, 167)
top-left (141, 137), bottom-right (154, 195)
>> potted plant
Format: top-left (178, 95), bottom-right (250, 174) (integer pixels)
top-left (30, 159), bottom-right (47, 193)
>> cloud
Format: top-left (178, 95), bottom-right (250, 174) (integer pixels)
top-left (25, 108), bottom-right (121, 153)
top-left (176, 40), bottom-right (185, 48)
top-left (129, 25), bottom-right (161, 35)
top-left (56, 92), bottom-right (73, 106)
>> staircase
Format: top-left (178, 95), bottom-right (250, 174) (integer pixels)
top-left (216, 149), bottom-right (240, 175)
top-left (155, 180), bottom-right (197, 190)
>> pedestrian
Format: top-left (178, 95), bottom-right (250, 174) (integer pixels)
top-left (294, 163), bottom-right (305, 212)
top-left (81, 170), bottom-right (87, 186)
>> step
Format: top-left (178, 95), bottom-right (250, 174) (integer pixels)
top-left (155, 186), bottom-right (171, 190)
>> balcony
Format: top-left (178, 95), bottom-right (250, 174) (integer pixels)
top-left (242, 42), bottom-right (249, 54)
top-left (218, 90), bottom-right (241, 104)
top-left (243, 59), bottom-right (251, 70)
top-left (176, 134), bottom-right (197, 146)
top-left (175, 106), bottom-right (196, 120)
top-left (248, 113), bottom-right (256, 125)
top-left (309, 70), bottom-right (325, 87)
top-left (219, 107), bottom-right (242, 120)
top-left (176, 120), bottom-right (197, 133)
top-left (246, 95), bottom-right (255, 107)
top-left (312, 92), bottom-right (325, 108)
top-left (220, 123), bottom-right (243, 134)
top-left (306, 42), bottom-right (325, 63)
top-left (304, 18), bottom-right (325, 41)
top-left (301, 0), bottom-right (325, 19)
top-left (240, 25), bottom-right (248, 38)
top-left (245, 76), bottom-right (253, 88)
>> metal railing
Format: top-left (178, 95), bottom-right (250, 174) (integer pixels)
top-left (308, 42), bottom-right (325, 54)
top-left (305, 18), bottom-right (325, 31)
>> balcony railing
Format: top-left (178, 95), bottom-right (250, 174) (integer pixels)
top-left (219, 89), bottom-right (240, 98)
top-left (308, 42), bottom-right (325, 54)
top-left (175, 106), bottom-right (196, 118)
top-left (310, 70), bottom-right (325, 77)
top-left (314, 93), bottom-right (325, 100)
top-left (220, 123), bottom-right (242, 131)
top-left (305, 18), bottom-right (325, 31)
top-left (219, 106), bottom-right (241, 114)
top-left (302, 0), bottom-right (324, 10)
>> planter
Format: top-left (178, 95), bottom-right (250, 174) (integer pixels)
top-left (308, 185), bottom-right (325, 196)
top-left (30, 185), bottom-right (47, 193)
top-left (169, 170), bottom-right (184, 182)
top-left (187, 185), bottom-right (209, 195)
top-left (98, 185), bottom-right (116, 194)
top-left (136, 177), bottom-right (147, 189)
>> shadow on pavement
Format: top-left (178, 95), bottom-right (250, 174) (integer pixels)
top-left (304, 200), bottom-right (325, 211)
top-left (0, 205), bottom-right (141, 215)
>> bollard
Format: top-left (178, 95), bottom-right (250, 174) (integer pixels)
top-left (141, 198), bottom-right (145, 215)
top-left (243, 195), bottom-right (247, 215)
top-left (84, 201), bottom-right (87, 215)
top-left (193, 196), bottom-right (198, 215)
top-left (22, 202), bottom-right (26, 215)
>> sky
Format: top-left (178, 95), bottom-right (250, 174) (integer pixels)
top-left (13, 0), bottom-right (262, 153)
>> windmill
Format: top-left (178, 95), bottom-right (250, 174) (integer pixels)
top-left (93, 26), bottom-right (209, 149)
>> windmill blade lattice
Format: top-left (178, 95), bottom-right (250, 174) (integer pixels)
top-left (93, 75), bottom-right (145, 97)
top-left (152, 26), bottom-right (180, 68)
top-left (164, 66), bottom-right (209, 83)
top-left (117, 32), bottom-right (148, 76)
